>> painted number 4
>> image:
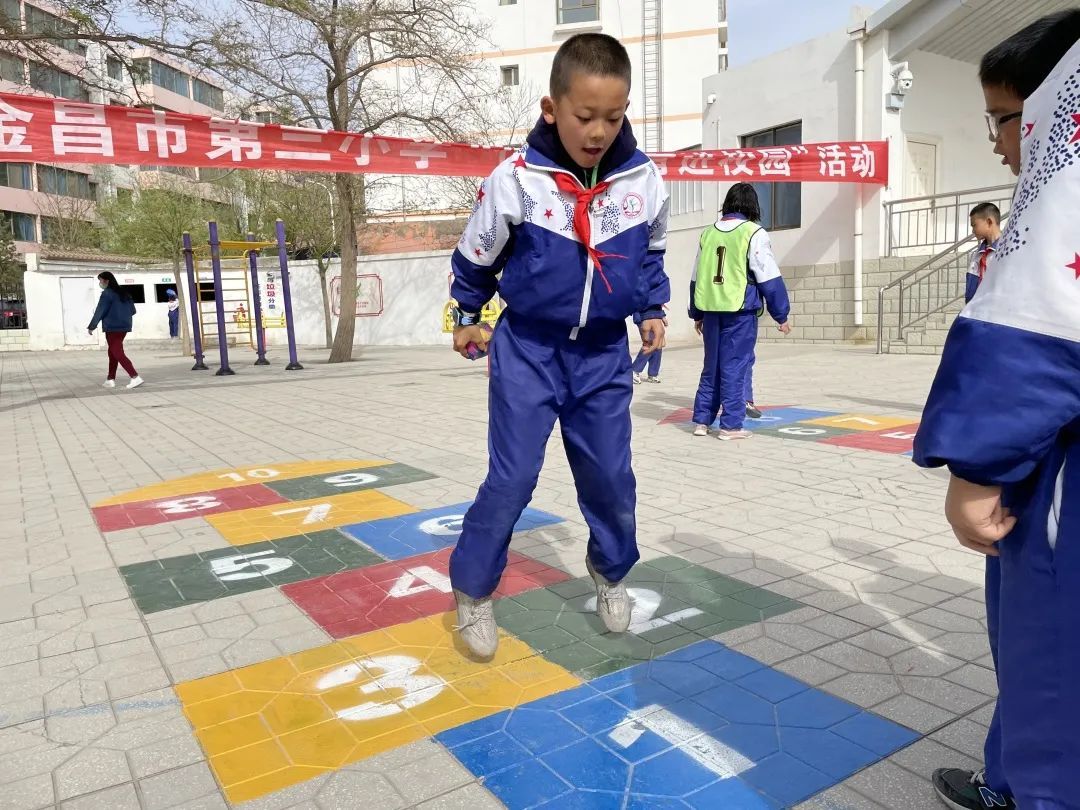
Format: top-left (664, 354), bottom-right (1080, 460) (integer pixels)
top-left (388, 566), bottom-right (452, 598)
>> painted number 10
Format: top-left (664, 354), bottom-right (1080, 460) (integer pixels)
top-left (218, 468), bottom-right (281, 483)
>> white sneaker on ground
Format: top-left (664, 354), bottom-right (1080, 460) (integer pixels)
top-left (586, 557), bottom-right (632, 633)
top-left (632, 372), bottom-right (642, 384)
top-left (102, 380), bottom-right (115, 389)
top-left (453, 589), bottom-right (498, 659)
top-left (126, 376), bottom-right (145, 390)
top-left (717, 428), bottom-right (752, 441)
top-left (693, 423), bottom-right (709, 437)
top-left (645, 376), bottom-right (661, 384)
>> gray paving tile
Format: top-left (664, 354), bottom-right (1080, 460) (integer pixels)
top-left (845, 760), bottom-right (942, 810)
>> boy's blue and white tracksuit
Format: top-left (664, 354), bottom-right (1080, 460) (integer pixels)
top-left (449, 119), bottom-right (670, 599)
top-left (689, 215), bottom-right (789, 430)
top-left (965, 239), bottom-right (998, 303)
top-left (914, 40), bottom-right (1080, 810)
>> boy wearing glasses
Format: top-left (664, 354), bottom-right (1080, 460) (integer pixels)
top-left (914, 10), bottom-right (1080, 810)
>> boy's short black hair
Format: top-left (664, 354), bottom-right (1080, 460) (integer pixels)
top-left (550, 33), bottom-right (632, 98)
top-left (970, 202), bottom-right (1001, 222)
top-left (722, 183), bottom-right (762, 223)
top-left (980, 10), bottom-right (1080, 99)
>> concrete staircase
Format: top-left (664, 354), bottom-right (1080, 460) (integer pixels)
top-left (879, 301), bottom-right (962, 355)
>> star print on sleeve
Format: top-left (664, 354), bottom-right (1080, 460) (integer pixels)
top-left (543, 209), bottom-right (553, 220)
top-left (518, 187), bottom-right (537, 222)
top-left (513, 156), bottom-right (527, 169)
top-left (1070, 113), bottom-right (1080, 144)
top-left (600, 196), bottom-right (622, 236)
top-left (1068, 252), bottom-right (1080, 280)
top-left (551, 190), bottom-right (575, 233)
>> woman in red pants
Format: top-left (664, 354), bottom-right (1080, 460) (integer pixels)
top-left (88, 271), bottom-right (143, 390)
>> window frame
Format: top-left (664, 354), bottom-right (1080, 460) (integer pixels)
top-left (740, 121), bottom-right (803, 231)
top-left (500, 65), bottom-right (520, 87)
top-left (28, 60), bottom-right (89, 101)
top-left (557, 0), bottom-right (599, 25)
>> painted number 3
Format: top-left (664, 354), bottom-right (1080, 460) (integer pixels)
top-left (315, 655), bottom-right (444, 721)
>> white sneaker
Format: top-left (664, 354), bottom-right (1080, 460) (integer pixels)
top-left (126, 376), bottom-right (145, 390)
top-left (102, 380), bottom-right (115, 389)
top-left (632, 372), bottom-right (642, 385)
top-left (645, 376), bottom-right (661, 384)
top-left (586, 557), bottom-right (631, 633)
top-left (453, 589), bottom-right (498, 659)
top-left (717, 428), bottom-right (752, 441)
top-left (693, 423), bottom-right (709, 437)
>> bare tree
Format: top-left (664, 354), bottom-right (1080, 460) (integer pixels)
top-left (36, 192), bottom-right (101, 250)
top-left (183, 0), bottom-right (493, 362)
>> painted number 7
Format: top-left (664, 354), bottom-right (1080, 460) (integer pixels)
top-left (272, 503), bottom-right (332, 525)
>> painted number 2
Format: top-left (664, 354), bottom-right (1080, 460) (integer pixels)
top-left (156, 495), bottom-right (222, 514)
top-left (584, 587), bottom-right (703, 634)
top-left (210, 550), bottom-right (293, 581)
top-left (316, 655), bottom-right (444, 721)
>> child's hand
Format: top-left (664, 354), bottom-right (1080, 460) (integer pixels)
top-left (453, 325), bottom-right (488, 359)
top-left (694, 320), bottom-right (703, 337)
top-left (778, 320), bottom-right (792, 335)
top-left (945, 474), bottom-right (1017, 555)
top-left (639, 318), bottom-right (666, 354)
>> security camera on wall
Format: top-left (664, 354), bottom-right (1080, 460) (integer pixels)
top-left (886, 62), bottom-right (913, 111)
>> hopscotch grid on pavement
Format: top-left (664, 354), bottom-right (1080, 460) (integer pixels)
top-left (96, 460), bottom-right (921, 807)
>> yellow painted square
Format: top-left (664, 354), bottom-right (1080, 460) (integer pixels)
top-left (95, 460), bottom-right (385, 506)
top-left (206, 490), bottom-right (417, 546)
top-left (803, 413), bottom-right (921, 432)
top-left (179, 612), bottom-right (580, 804)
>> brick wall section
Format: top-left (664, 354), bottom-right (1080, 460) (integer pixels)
top-left (358, 219), bottom-right (468, 256)
top-left (755, 255), bottom-right (931, 344)
top-left (0, 330), bottom-right (29, 352)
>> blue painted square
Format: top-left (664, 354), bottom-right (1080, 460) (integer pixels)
top-left (736, 666), bottom-right (810, 703)
top-left (832, 711), bottom-right (920, 757)
top-left (740, 753), bottom-right (837, 806)
top-left (339, 502), bottom-right (563, 559)
top-left (441, 640), bottom-right (920, 808)
top-left (742, 407), bottom-right (838, 431)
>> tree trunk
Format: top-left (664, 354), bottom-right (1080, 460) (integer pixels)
top-left (171, 255), bottom-right (192, 357)
top-left (317, 258), bottom-right (332, 349)
top-left (328, 172), bottom-right (358, 363)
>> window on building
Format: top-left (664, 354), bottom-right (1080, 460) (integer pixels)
top-left (106, 56), bottom-right (123, 82)
top-left (254, 110), bottom-right (278, 124)
top-left (192, 77), bottom-right (224, 110)
top-left (741, 122), bottom-right (802, 230)
top-left (197, 281), bottom-right (216, 302)
top-left (0, 51), bottom-right (23, 83)
top-left (500, 65), bottom-right (520, 87)
top-left (499, 0), bottom-right (518, 5)
top-left (115, 187), bottom-right (133, 206)
top-left (117, 284), bottom-right (146, 303)
top-left (24, 3), bottom-right (85, 55)
top-left (28, 61), bottom-right (88, 101)
top-left (37, 165), bottom-right (95, 200)
top-left (199, 167), bottom-right (231, 182)
top-left (0, 0), bottom-right (19, 24)
top-left (145, 164), bottom-right (198, 179)
top-left (557, 0), bottom-right (598, 24)
top-left (132, 58), bottom-right (190, 97)
top-left (154, 283), bottom-right (178, 303)
top-left (0, 163), bottom-right (31, 190)
top-left (1, 210), bottom-right (36, 241)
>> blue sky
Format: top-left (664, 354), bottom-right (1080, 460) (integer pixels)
top-left (729, 0), bottom-right (891, 67)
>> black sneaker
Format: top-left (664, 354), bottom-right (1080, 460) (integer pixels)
top-left (745, 402), bottom-right (763, 420)
top-left (933, 768), bottom-right (1015, 810)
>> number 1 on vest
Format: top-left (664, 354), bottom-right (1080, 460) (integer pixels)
top-left (714, 245), bottom-right (726, 284)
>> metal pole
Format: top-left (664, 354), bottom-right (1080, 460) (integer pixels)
top-left (183, 232), bottom-right (208, 370)
top-left (208, 221), bottom-right (235, 376)
top-left (247, 232), bottom-right (270, 366)
top-left (275, 219), bottom-right (303, 370)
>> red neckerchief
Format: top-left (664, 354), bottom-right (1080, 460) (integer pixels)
top-left (978, 242), bottom-right (993, 281)
top-left (553, 172), bottom-right (625, 293)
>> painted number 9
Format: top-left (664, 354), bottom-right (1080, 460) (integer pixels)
top-left (324, 472), bottom-right (379, 488)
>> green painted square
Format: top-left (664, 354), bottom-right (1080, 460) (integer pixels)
top-left (264, 463), bottom-right (436, 500)
top-left (120, 529), bottom-right (386, 615)
top-left (496, 555), bottom-right (802, 678)
top-left (755, 423), bottom-right (857, 443)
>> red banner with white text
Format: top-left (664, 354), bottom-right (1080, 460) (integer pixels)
top-left (0, 93), bottom-right (889, 184)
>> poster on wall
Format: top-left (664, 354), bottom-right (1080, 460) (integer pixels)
top-left (330, 274), bottom-right (384, 317)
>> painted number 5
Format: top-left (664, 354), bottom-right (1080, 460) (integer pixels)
top-left (210, 550), bottom-right (293, 581)
top-left (316, 655), bottom-right (444, 721)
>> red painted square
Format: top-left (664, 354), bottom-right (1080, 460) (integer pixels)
top-left (282, 548), bottom-right (570, 638)
top-left (92, 484), bottom-right (288, 532)
top-left (820, 423), bottom-right (920, 455)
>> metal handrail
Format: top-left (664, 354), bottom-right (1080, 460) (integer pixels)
top-left (876, 212), bottom-right (1010, 354)
top-left (884, 183), bottom-right (1014, 256)
top-left (885, 183), bottom-right (1015, 208)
